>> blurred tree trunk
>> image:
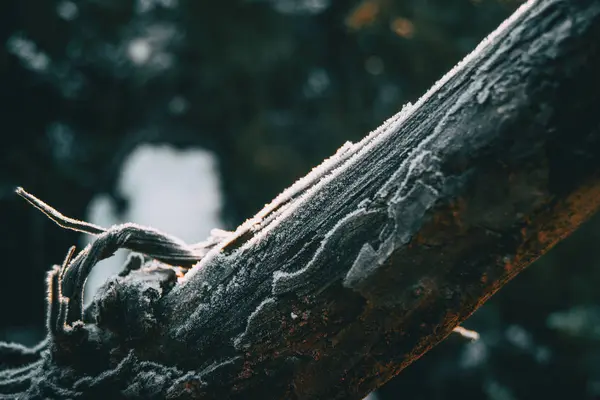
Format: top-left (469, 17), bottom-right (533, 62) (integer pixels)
top-left (2, 0), bottom-right (600, 399)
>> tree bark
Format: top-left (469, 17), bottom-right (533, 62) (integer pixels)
top-left (2, 0), bottom-right (600, 399)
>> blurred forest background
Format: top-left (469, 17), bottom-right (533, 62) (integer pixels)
top-left (2, 0), bottom-right (600, 399)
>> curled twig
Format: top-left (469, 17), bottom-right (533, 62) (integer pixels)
top-left (16, 187), bottom-right (228, 331)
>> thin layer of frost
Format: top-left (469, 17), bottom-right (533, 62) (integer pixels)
top-left (198, 356), bottom-right (241, 377)
top-left (183, 105), bottom-right (409, 289)
top-left (233, 297), bottom-right (277, 350)
top-left (185, 0), bottom-right (534, 286)
top-left (343, 181), bottom-right (439, 292)
top-left (271, 208), bottom-right (375, 296)
top-left (342, 0), bottom-right (537, 290)
top-left (179, 0), bottom-right (535, 306)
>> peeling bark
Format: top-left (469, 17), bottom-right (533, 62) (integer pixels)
top-left (2, 0), bottom-right (600, 399)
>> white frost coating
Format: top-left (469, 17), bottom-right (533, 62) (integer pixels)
top-left (175, 302), bottom-right (210, 338)
top-left (178, 106), bottom-right (411, 288)
top-left (374, 0), bottom-right (533, 204)
top-left (272, 269), bottom-right (290, 284)
top-left (179, 138), bottom-right (363, 283)
top-left (378, 149), bottom-right (440, 201)
top-left (390, 179), bottom-right (440, 243)
top-left (198, 356), bottom-right (240, 377)
top-left (234, 0), bottom-right (534, 249)
top-left (210, 283), bottom-right (225, 303)
top-left (231, 105), bottom-right (410, 255)
top-left (233, 297), bottom-right (277, 350)
top-left (271, 208), bottom-right (369, 293)
top-left (402, 0), bottom-right (534, 114)
top-left (343, 181), bottom-right (439, 290)
top-left (342, 243), bottom-right (378, 289)
top-left (225, 273), bottom-right (243, 293)
top-left (370, 0), bottom-right (523, 206)
top-left (343, 126), bottom-right (445, 292)
top-left (180, 0), bottom-right (535, 285)
top-left (246, 139), bottom-right (354, 221)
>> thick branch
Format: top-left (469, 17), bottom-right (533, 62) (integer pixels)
top-left (3, 0), bottom-right (600, 399)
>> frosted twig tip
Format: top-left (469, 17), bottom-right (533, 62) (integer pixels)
top-left (15, 186), bottom-right (106, 236)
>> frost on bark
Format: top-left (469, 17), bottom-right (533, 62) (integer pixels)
top-left (2, 0), bottom-right (600, 399)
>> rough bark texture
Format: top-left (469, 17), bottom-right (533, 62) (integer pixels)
top-left (2, 0), bottom-right (600, 399)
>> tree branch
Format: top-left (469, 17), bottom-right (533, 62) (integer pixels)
top-left (2, 0), bottom-right (600, 399)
